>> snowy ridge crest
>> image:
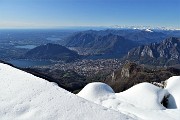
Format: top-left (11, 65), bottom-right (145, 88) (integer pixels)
top-left (0, 63), bottom-right (134, 120)
top-left (78, 77), bottom-right (180, 120)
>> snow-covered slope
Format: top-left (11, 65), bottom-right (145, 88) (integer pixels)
top-left (166, 76), bottom-right (180, 109)
top-left (0, 63), bottom-right (134, 120)
top-left (1, 62), bottom-right (180, 120)
top-left (78, 79), bottom-right (180, 120)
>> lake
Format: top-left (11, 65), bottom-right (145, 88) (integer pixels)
top-left (15, 45), bottom-right (37, 49)
top-left (46, 37), bottom-right (61, 41)
top-left (7, 59), bottom-right (54, 68)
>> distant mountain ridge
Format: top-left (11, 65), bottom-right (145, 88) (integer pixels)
top-left (65, 33), bottom-right (139, 58)
top-left (105, 62), bottom-right (180, 92)
top-left (63, 29), bottom-right (171, 44)
top-left (24, 43), bottom-right (80, 62)
top-left (125, 37), bottom-right (180, 66)
top-left (63, 29), bottom-right (180, 59)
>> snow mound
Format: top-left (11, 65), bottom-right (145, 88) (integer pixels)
top-left (0, 63), bottom-right (134, 120)
top-left (119, 82), bottom-right (168, 110)
top-left (78, 82), bottom-right (114, 101)
top-left (166, 76), bottom-right (180, 109)
top-left (78, 81), bottom-right (180, 120)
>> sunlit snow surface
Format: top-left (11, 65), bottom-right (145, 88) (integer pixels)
top-left (1, 62), bottom-right (180, 120)
top-left (0, 63), bottom-right (134, 120)
top-left (78, 78), bottom-right (180, 120)
top-left (166, 76), bottom-right (180, 109)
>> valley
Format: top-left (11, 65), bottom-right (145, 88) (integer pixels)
top-left (1, 0), bottom-right (180, 119)
top-left (1, 28), bottom-right (180, 94)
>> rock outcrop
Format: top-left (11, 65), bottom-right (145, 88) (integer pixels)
top-left (125, 37), bottom-right (180, 66)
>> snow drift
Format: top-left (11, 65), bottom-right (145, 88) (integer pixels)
top-left (0, 63), bottom-right (134, 120)
top-left (78, 82), bottom-right (115, 101)
top-left (1, 62), bottom-right (180, 120)
top-left (165, 76), bottom-right (180, 109)
top-left (78, 77), bottom-right (180, 120)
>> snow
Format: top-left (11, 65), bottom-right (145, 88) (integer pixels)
top-left (144, 29), bottom-right (153, 32)
top-left (0, 63), bottom-right (134, 120)
top-left (118, 83), bottom-right (168, 110)
top-left (165, 76), bottom-right (180, 109)
top-left (78, 82), bottom-right (115, 101)
top-left (78, 82), bottom-right (167, 110)
top-left (1, 62), bottom-right (180, 120)
top-left (78, 80), bottom-right (180, 120)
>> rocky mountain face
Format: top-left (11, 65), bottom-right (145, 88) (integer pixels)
top-left (24, 43), bottom-right (80, 62)
top-left (104, 62), bottom-right (180, 92)
top-left (65, 33), bottom-right (139, 58)
top-left (125, 37), bottom-right (180, 66)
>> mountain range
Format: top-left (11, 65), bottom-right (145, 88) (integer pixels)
top-left (63, 29), bottom-right (180, 45)
top-left (62, 29), bottom-right (180, 59)
top-left (16, 29), bottom-right (180, 66)
top-left (125, 37), bottom-right (180, 66)
top-left (65, 33), bottom-right (139, 58)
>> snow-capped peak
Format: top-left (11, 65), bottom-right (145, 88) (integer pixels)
top-left (144, 29), bottom-right (153, 32)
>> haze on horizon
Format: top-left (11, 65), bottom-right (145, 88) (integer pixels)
top-left (0, 0), bottom-right (180, 29)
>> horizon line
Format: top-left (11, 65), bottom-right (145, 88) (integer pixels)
top-left (0, 25), bottom-right (180, 30)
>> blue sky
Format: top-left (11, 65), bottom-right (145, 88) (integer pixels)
top-left (0, 0), bottom-right (179, 28)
